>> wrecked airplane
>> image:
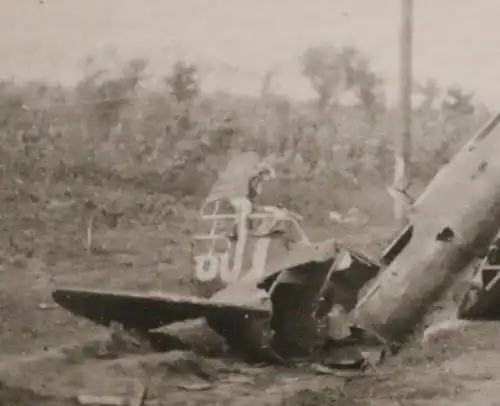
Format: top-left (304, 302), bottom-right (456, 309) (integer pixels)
top-left (52, 151), bottom-right (381, 363)
top-left (52, 111), bottom-right (500, 366)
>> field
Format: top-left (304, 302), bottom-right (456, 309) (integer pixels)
top-left (1, 58), bottom-right (500, 405)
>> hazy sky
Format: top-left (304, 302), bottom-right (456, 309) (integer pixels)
top-left (1, 0), bottom-right (499, 106)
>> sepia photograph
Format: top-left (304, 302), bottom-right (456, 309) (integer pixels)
top-left (1, 1), bottom-right (500, 405)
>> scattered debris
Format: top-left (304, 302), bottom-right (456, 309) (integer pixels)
top-left (328, 207), bottom-right (366, 225)
top-left (309, 363), bottom-right (337, 375)
top-left (38, 302), bottom-right (58, 310)
top-left (177, 382), bottom-right (213, 391)
top-left (223, 375), bottom-right (255, 385)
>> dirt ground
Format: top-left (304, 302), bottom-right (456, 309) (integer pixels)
top-left (2, 173), bottom-right (500, 406)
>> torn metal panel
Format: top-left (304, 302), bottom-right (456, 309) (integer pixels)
top-left (260, 241), bottom-right (380, 316)
top-left (459, 236), bottom-right (500, 320)
top-left (258, 238), bottom-right (380, 291)
top-left (254, 239), bottom-right (381, 358)
top-left (380, 225), bottom-right (414, 266)
top-left (258, 238), bottom-right (341, 288)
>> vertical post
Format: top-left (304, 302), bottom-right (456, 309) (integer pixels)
top-left (393, 0), bottom-right (413, 226)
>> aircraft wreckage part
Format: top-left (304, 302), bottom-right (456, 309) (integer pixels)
top-left (188, 238), bottom-right (380, 358)
top-left (457, 236), bottom-right (500, 320)
top-left (204, 308), bottom-right (281, 362)
top-left (258, 238), bottom-right (380, 313)
top-left (380, 225), bottom-right (414, 266)
top-left (380, 114), bottom-right (500, 270)
top-left (269, 261), bottom-right (335, 358)
top-left (52, 288), bottom-right (270, 331)
top-left (186, 279), bottom-right (282, 361)
top-left (458, 265), bottom-right (500, 320)
top-left (352, 111), bottom-right (500, 344)
top-left (50, 151), bottom-right (381, 362)
top-left (193, 239), bottom-right (380, 359)
top-left (379, 116), bottom-right (500, 270)
top-left (252, 238), bottom-right (380, 358)
top-left (258, 238), bottom-right (380, 291)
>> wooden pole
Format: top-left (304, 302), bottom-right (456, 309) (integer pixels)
top-left (393, 0), bottom-right (413, 226)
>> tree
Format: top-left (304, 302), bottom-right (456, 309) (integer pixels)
top-left (166, 61), bottom-right (200, 104)
top-left (342, 49), bottom-right (385, 120)
top-left (301, 45), bottom-right (385, 120)
top-left (76, 57), bottom-right (147, 141)
top-left (437, 85), bottom-right (476, 165)
top-left (301, 45), bottom-right (346, 113)
top-left (441, 85), bottom-right (474, 116)
top-left (165, 61), bottom-right (201, 136)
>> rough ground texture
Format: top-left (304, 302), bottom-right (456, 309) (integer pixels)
top-left (2, 172), bottom-right (500, 406)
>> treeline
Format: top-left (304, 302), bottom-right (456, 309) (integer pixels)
top-left (0, 45), bottom-right (490, 200)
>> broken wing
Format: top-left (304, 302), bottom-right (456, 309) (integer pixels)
top-left (52, 287), bottom-right (270, 331)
